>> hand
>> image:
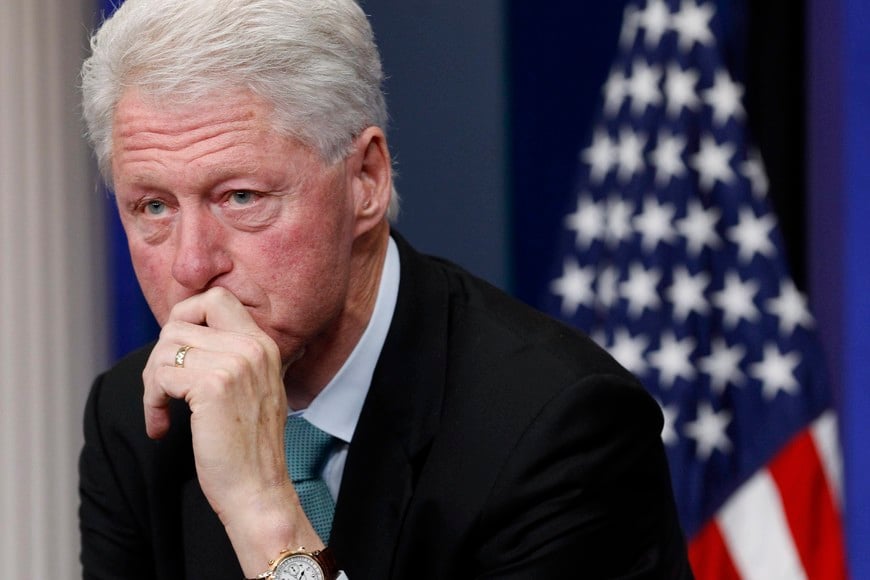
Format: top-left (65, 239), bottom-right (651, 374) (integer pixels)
top-left (142, 287), bottom-right (323, 574)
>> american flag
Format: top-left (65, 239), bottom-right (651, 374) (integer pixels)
top-left (544, 1), bottom-right (848, 577)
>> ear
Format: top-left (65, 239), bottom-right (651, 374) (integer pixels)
top-left (346, 126), bottom-right (392, 237)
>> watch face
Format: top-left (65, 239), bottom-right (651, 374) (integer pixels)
top-left (273, 554), bottom-right (324, 580)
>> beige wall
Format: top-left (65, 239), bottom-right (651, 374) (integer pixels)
top-left (0, 0), bottom-right (107, 575)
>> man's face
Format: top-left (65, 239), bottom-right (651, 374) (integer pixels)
top-left (111, 88), bottom-right (358, 360)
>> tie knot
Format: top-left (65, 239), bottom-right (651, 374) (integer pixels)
top-left (284, 415), bottom-right (333, 483)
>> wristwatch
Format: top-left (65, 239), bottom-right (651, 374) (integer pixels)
top-left (248, 546), bottom-right (339, 580)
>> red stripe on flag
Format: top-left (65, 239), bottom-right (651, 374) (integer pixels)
top-left (768, 428), bottom-right (848, 580)
top-left (689, 520), bottom-right (742, 580)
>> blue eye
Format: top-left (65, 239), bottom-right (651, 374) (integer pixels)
top-left (145, 200), bottom-right (166, 215)
top-left (230, 191), bottom-right (255, 205)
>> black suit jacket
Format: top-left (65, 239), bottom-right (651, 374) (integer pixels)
top-left (80, 233), bottom-right (693, 579)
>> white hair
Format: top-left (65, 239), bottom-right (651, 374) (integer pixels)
top-left (81, 0), bottom-right (399, 219)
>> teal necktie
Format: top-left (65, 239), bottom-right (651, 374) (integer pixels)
top-left (284, 415), bottom-right (336, 543)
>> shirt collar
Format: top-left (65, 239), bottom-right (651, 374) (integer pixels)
top-left (293, 236), bottom-right (400, 444)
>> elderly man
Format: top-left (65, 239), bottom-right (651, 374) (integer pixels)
top-left (78, 0), bottom-right (693, 578)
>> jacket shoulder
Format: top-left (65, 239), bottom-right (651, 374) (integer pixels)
top-left (434, 253), bottom-right (639, 391)
top-left (87, 343), bottom-right (155, 433)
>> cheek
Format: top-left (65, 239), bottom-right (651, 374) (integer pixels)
top-left (255, 229), bottom-right (349, 302)
top-left (127, 244), bottom-right (175, 323)
top-left (255, 234), bottom-right (320, 290)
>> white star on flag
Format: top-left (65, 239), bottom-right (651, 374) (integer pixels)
top-left (703, 69), bottom-right (746, 126)
top-left (582, 128), bottom-right (617, 184)
top-left (750, 343), bottom-right (801, 400)
top-left (671, 0), bottom-right (715, 50)
top-left (639, 0), bottom-right (671, 49)
top-left (596, 266), bottom-right (620, 310)
top-left (667, 266), bottom-right (710, 322)
top-left (712, 271), bottom-right (760, 329)
top-left (691, 134), bottom-right (736, 192)
top-left (608, 328), bottom-right (649, 375)
top-left (549, 258), bottom-right (595, 317)
top-left (664, 64), bottom-right (701, 117)
top-left (634, 196), bottom-right (678, 251)
top-left (684, 402), bottom-right (732, 460)
top-left (564, 193), bottom-right (604, 250)
top-left (616, 126), bottom-right (647, 183)
top-left (648, 331), bottom-right (697, 387)
top-left (618, 4), bottom-right (642, 50)
top-left (767, 279), bottom-right (815, 335)
top-left (699, 337), bottom-right (746, 394)
top-left (659, 400), bottom-right (680, 446)
top-left (728, 206), bottom-right (777, 263)
top-left (675, 199), bottom-right (722, 256)
top-left (620, 262), bottom-right (662, 317)
top-left (627, 59), bottom-right (664, 116)
top-left (605, 198), bottom-right (635, 248)
top-left (650, 131), bottom-right (688, 186)
top-left (603, 69), bottom-right (629, 116)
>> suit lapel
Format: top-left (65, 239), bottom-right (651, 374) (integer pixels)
top-left (330, 232), bottom-right (449, 578)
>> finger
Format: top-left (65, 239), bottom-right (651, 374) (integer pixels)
top-left (143, 389), bottom-right (172, 440)
top-left (143, 335), bottom-right (199, 380)
top-left (162, 346), bottom-right (262, 386)
top-left (168, 287), bottom-right (262, 334)
top-left (142, 339), bottom-right (201, 439)
top-left (158, 321), bottom-right (274, 364)
top-left (143, 366), bottom-right (192, 439)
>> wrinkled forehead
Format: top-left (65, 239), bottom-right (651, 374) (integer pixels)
top-left (110, 87), bottom-right (339, 191)
top-left (109, 85), bottom-right (322, 167)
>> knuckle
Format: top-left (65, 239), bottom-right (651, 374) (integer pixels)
top-left (205, 286), bottom-right (232, 304)
top-left (159, 319), bottom-right (185, 339)
top-left (144, 366), bottom-right (169, 401)
top-left (234, 332), bottom-right (259, 352)
top-left (263, 339), bottom-right (281, 364)
top-left (208, 367), bottom-right (234, 390)
top-left (230, 333), bottom-right (273, 369)
top-left (166, 300), bottom-right (188, 321)
top-left (222, 352), bottom-right (250, 377)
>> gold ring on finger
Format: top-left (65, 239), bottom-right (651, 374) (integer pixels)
top-left (174, 345), bottom-right (193, 368)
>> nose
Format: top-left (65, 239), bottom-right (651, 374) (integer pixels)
top-left (170, 207), bottom-right (232, 291)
